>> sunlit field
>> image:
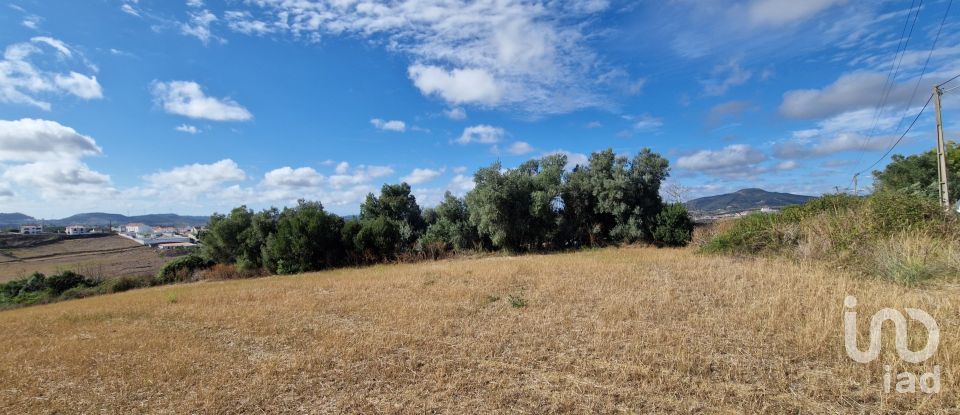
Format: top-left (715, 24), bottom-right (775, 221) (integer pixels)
top-left (0, 246), bottom-right (956, 413)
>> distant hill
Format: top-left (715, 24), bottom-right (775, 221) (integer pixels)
top-left (0, 213), bottom-right (36, 225)
top-left (0, 212), bottom-right (209, 227)
top-left (685, 188), bottom-right (815, 215)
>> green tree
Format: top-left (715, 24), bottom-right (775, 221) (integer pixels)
top-left (201, 206), bottom-right (278, 270)
top-left (872, 142), bottom-right (960, 205)
top-left (560, 148), bottom-right (670, 246)
top-left (263, 200), bottom-right (345, 274)
top-left (466, 154), bottom-right (566, 251)
top-left (420, 192), bottom-right (479, 252)
top-left (652, 203), bottom-right (694, 247)
top-left (360, 183), bottom-right (426, 248)
top-left (354, 216), bottom-right (402, 261)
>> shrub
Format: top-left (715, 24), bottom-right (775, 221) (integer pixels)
top-left (354, 217), bottom-right (402, 262)
top-left (46, 271), bottom-right (93, 296)
top-left (653, 203), bottom-right (694, 247)
top-left (101, 276), bottom-right (148, 293)
top-left (155, 254), bottom-right (213, 284)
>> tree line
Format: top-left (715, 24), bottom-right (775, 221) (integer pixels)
top-left (199, 148), bottom-right (694, 275)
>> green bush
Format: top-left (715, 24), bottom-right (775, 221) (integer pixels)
top-left (46, 271), bottom-right (93, 296)
top-left (701, 213), bottom-right (784, 254)
top-left (354, 217), bottom-right (402, 261)
top-left (101, 276), bottom-right (149, 293)
top-left (652, 203), bottom-right (694, 247)
top-left (155, 254), bottom-right (213, 284)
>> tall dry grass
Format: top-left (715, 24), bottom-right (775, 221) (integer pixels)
top-left (0, 246), bottom-right (957, 413)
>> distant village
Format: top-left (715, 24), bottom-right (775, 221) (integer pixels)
top-left (17, 223), bottom-right (203, 251)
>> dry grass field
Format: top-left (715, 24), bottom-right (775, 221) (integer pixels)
top-left (0, 235), bottom-right (171, 282)
top-left (0, 246), bottom-right (956, 413)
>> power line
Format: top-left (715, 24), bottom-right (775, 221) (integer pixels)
top-left (938, 72), bottom-right (960, 87)
top-left (849, 0), bottom-right (953, 180)
top-left (852, 0), bottom-right (923, 168)
top-left (856, 93), bottom-right (934, 176)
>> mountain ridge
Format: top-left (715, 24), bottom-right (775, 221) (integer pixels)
top-left (0, 212), bottom-right (209, 227)
top-left (685, 188), bottom-right (815, 215)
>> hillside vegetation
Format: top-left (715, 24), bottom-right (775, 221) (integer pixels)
top-left (0, 246), bottom-right (956, 413)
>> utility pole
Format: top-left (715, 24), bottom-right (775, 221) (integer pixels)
top-left (934, 85), bottom-right (951, 211)
top-left (853, 173), bottom-right (859, 196)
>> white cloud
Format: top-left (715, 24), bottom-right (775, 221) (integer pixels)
top-left (0, 119), bottom-right (112, 199)
top-left (632, 115), bottom-right (664, 132)
top-left (370, 118), bottom-right (407, 132)
top-left (226, 0), bottom-right (613, 114)
top-left (54, 72), bottom-right (102, 99)
top-left (225, 11), bottom-right (274, 35)
top-left (175, 124), bottom-right (199, 134)
top-left (702, 60), bottom-right (752, 96)
top-left (0, 118), bottom-right (102, 162)
top-left (4, 159), bottom-right (113, 197)
top-left (181, 9), bottom-right (219, 44)
top-left (457, 125), bottom-right (504, 145)
top-left (773, 107), bottom-right (913, 159)
top-left (402, 168), bottom-right (442, 185)
top-left (506, 141), bottom-right (534, 155)
top-left (335, 161), bottom-right (350, 174)
top-left (774, 132), bottom-right (889, 159)
top-left (142, 159), bottom-right (246, 198)
top-left (409, 65), bottom-right (502, 106)
top-left (0, 38), bottom-right (103, 109)
top-left (444, 107), bottom-right (467, 120)
top-left (21, 15), bottom-right (41, 30)
top-left (151, 81), bottom-right (252, 121)
top-left (677, 144), bottom-right (767, 176)
top-left (779, 71), bottom-right (914, 119)
top-left (748, 0), bottom-right (846, 27)
top-left (120, 4), bottom-right (140, 17)
top-left (30, 37), bottom-right (71, 57)
top-left (262, 166), bottom-right (324, 188)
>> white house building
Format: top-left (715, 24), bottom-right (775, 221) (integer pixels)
top-left (20, 224), bottom-right (42, 235)
top-left (65, 225), bottom-right (89, 235)
top-left (125, 223), bottom-right (153, 236)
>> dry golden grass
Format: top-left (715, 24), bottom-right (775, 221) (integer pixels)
top-left (0, 246), bottom-right (957, 413)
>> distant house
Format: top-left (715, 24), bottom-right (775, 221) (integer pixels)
top-left (20, 224), bottom-right (42, 235)
top-left (65, 225), bottom-right (89, 235)
top-left (152, 226), bottom-right (178, 235)
top-left (125, 223), bottom-right (153, 235)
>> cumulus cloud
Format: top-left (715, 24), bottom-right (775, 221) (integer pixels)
top-left (0, 118), bottom-right (112, 199)
top-left (401, 168), bottom-right (442, 185)
top-left (0, 38), bottom-right (103, 109)
top-left (223, 0), bottom-right (614, 114)
top-left (774, 132), bottom-right (888, 159)
top-left (175, 124), bottom-right (199, 134)
top-left (448, 174), bottom-right (476, 194)
top-left (370, 118), bottom-right (407, 132)
top-left (457, 125), bottom-right (504, 145)
top-left (677, 144), bottom-right (767, 176)
top-left (444, 107), bottom-right (467, 120)
top-left (181, 9), bottom-right (219, 44)
top-left (4, 159), bottom-right (112, 197)
top-left (262, 166), bottom-right (324, 188)
top-left (0, 118), bottom-right (102, 161)
top-left (779, 72), bottom-right (914, 119)
top-left (54, 72), bottom-right (103, 99)
top-left (142, 159), bottom-right (246, 197)
top-left (152, 81), bottom-right (252, 121)
top-left (505, 141), bottom-right (534, 155)
top-left (773, 107), bottom-right (912, 159)
top-left (408, 65), bottom-right (502, 105)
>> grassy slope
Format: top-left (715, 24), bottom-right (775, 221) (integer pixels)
top-left (0, 246), bottom-right (957, 413)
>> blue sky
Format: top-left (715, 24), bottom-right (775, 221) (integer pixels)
top-left (1, 0), bottom-right (959, 218)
